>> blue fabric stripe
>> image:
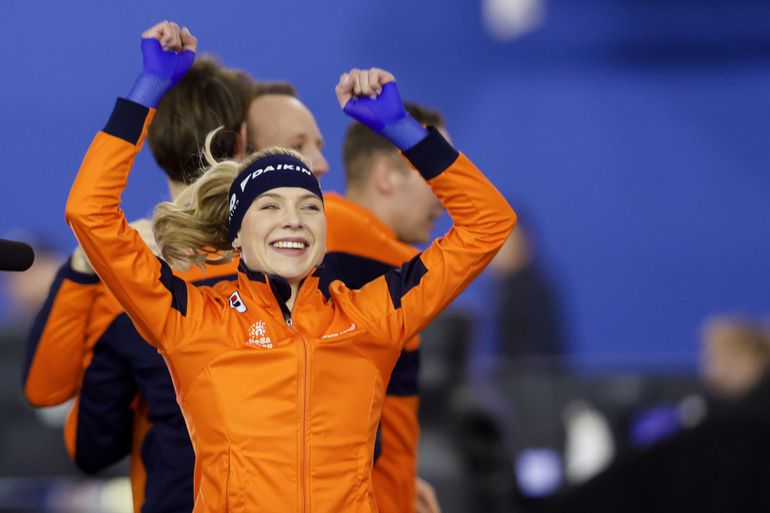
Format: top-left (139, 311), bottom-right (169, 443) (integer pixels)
top-left (373, 422), bottom-right (383, 463)
top-left (387, 349), bottom-right (420, 396)
top-left (319, 252), bottom-right (395, 298)
top-left (103, 98), bottom-right (150, 145)
top-left (193, 274), bottom-right (237, 287)
top-left (158, 258), bottom-right (188, 316)
top-left (402, 126), bottom-right (459, 181)
top-left (384, 254), bottom-right (429, 310)
top-left (74, 317), bottom-right (137, 474)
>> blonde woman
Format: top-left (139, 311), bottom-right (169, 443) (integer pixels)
top-left (66, 22), bottom-right (516, 513)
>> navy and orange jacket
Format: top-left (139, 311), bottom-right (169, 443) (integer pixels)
top-left (65, 97), bottom-right (516, 513)
top-left (23, 211), bottom-right (238, 513)
top-left (321, 193), bottom-right (421, 513)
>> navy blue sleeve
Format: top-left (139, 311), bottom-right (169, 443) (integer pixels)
top-left (319, 252), bottom-right (395, 297)
top-left (73, 316), bottom-right (137, 474)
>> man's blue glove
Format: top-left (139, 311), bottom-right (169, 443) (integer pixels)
top-left (343, 82), bottom-right (428, 151)
top-left (127, 38), bottom-right (195, 108)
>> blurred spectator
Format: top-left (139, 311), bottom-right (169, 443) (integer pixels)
top-left (700, 315), bottom-right (770, 402)
top-left (0, 233), bottom-right (75, 478)
top-left (0, 232), bottom-right (64, 324)
top-left (627, 314), bottom-right (770, 450)
top-left (490, 219), bottom-right (565, 367)
top-left (545, 315), bottom-right (770, 513)
top-left (422, 213), bottom-right (568, 513)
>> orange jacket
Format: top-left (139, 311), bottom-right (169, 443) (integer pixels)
top-left (24, 195), bottom-right (237, 513)
top-left (322, 193), bottom-right (421, 513)
top-left (65, 98), bottom-right (516, 513)
top-left (24, 259), bottom-right (237, 407)
top-left (23, 263), bottom-right (116, 406)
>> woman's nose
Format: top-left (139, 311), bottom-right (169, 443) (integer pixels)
top-left (282, 208), bottom-right (303, 228)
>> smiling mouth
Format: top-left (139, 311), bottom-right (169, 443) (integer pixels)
top-left (269, 239), bottom-right (310, 255)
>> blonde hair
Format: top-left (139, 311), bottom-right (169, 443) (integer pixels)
top-left (152, 129), bottom-right (307, 270)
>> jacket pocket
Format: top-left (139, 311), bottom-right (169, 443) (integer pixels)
top-left (226, 447), bottom-right (251, 513)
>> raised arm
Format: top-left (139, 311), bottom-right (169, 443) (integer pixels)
top-left (331, 69), bottom-right (517, 349)
top-left (64, 22), bottom-right (199, 349)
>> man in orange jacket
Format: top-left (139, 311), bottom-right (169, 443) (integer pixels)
top-left (321, 102), bottom-right (447, 513)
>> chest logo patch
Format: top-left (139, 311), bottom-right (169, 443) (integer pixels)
top-left (229, 291), bottom-right (247, 313)
top-left (247, 320), bottom-right (273, 349)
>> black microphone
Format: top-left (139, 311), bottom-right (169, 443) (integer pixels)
top-left (0, 239), bottom-right (35, 272)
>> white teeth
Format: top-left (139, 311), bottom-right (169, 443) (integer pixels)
top-left (272, 241), bottom-right (306, 249)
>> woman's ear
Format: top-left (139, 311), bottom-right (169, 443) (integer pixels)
top-left (232, 236), bottom-right (241, 251)
top-left (236, 122), bottom-right (248, 158)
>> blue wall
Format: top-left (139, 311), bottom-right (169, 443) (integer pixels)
top-left (2, 0), bottom-right (769, 367)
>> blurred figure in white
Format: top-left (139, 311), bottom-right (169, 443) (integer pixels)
top-left (482, 0), bottom-right (546, 40)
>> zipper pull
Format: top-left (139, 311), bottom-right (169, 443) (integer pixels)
top-left (285, 316), bottom-right (294, 328)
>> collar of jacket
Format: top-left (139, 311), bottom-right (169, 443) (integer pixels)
top-left (235, 259), bottom-right (324, 315)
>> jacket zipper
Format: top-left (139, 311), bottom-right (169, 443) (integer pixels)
top-left (281, 311), bottom-right (308, 512)
top-left (287, 316), bottom-right (309, 513)
top-left (270, 276), bottom-right (309, 511)
top-left (299, 331), bottom-right (310, 513)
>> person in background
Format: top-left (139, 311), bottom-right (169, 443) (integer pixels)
top-left (245, 81), bottom-right (329, 180)
top-left (489, 217), bottom-right (564, 366)
top-left (547, 315), bottom-right (770, 513)
top-left (629, 314), bottom-right (770, 450)
top-left (1, 233), bottom-right (63, 324)
top-left (0, 233), bottom-right (74, 478)
top-left (700, 314), bottom-right (770, 402)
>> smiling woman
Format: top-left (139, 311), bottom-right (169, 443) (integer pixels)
top-left (154, 143), bottom-right (327, 309)
top-left (64, 21), bottom-right (516, 513)
top-left (237, 187), bottom-right (325, 282)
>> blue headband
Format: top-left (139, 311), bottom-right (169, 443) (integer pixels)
top-left (227, 153), bottom-right (323, 242)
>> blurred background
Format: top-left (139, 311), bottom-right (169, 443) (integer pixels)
top-left (1, 0), bottom-right (769, 511)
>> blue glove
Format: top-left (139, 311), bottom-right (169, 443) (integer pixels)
top-left (343, 82), bottom-right (428, 151)
top-left (127, 38), bottom-right (195, 108)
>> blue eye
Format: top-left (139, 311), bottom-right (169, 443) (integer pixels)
top-left (302, 204), bottom-right (321, 212)
top-left (260, 203), bottom-right (279, 210)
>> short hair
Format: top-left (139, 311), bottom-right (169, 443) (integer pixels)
top-left (703, 315), bottom-right (770, 360)
top-left (245, 81), bottom-right (299, 151)
top-left (148, 57), bottom-right (254, 184)
top-left (342, 101), bottom-right (445, 193)
top-left (252, 81), bottom-right (298, 99)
